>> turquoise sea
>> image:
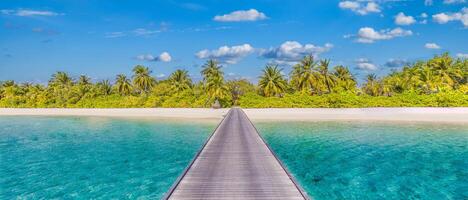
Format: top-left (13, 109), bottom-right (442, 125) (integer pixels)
top-left (1, 117), bottom-right (467, 199)
top-left (256, 121), bottom-right (468, 200)
top-left (0, 117), bottom-right (215, 199)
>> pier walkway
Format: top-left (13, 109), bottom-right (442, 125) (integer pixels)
top-left (165, 108), bottom-right (308, 200)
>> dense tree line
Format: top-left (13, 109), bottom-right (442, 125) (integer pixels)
top-left (0, 53), bottom-right (466, 108)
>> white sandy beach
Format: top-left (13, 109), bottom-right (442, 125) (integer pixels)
top-left (0, 108), bottom-right (467, 123)
top-left (0, 108), bottom-right (230, 120)
top-left (243, 108), bottom-right (468, 123)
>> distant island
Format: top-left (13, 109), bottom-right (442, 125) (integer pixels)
top-left (0, 53), bottom-right (466, 108)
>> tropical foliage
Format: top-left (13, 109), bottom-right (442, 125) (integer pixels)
top-left (258, 64), bottom-right (288, 97)
top-left (0, 53), bottom-right (466, 108)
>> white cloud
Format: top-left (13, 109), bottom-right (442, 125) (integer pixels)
top-left (425, 43), bottom-right (441, 49)
top-left (443, 0), bottom-right (466, 4)
top-left (355, 58), bottom-right (377, 71)
top-left (259, 41), bottom-right (333, 64)
top-left (433, 7), bottom-right (468, 27)
top-left (395, 12), bottom-right (416, 25)
top-left (136, 52), bottom-right (172, 62)
top-left (158, 52), bottom-right (172, 62)
top-left (133, 28), bottom-right (160, 36)
top-left (214, 9), bottom-right (267, 22)
top-left (384, 59), bottom-right (410, 68)
top-left (420, 13), bottom-right (429, 24)
top-left (356, 27), bottom-right (413, 43)
top-left (105, 28), bottom-right (163, 38)
top-left (339, 1), bottom-right (360, 10)
top-left (433, 13), bottom-right (451, 23)
top-left (1, 9), bottom-right (60, 17)
top-left (196, 44), bottom-right (254, 64)
top-left (338, 1), bottom-right (381, 15)
top-left (456, 53), bottom-right (468, 59)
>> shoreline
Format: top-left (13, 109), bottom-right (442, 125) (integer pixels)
top-left (244, 108), bottom-right (468, 124)
top-left (0, 108), bottom-right (467, 123)
top-left (0, 108), bottom-right (230, 121)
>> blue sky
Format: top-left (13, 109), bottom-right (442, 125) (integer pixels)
top-left (0, 0), bottom-right (467, 83)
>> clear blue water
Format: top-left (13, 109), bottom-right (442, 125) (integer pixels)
top-left (2, 117), bottom-right (467, 200)
top-left (256, 121), bottom-right (468, 200)
top-left (0, 116), bottom-right (215, 199)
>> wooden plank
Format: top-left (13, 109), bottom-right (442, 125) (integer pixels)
top-left (164, 108), bottom-right (308, 200)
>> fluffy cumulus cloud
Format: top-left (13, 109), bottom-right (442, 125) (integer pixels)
top-left (259, 41), bottom-right (333, 64)
top-left (213, 9), bottom-right (267, 22)
top-left (338, 1), bottom-right (380, 15)
top-left (0, 9), bottom-right (60, 16)
top-left (384, 59), bottom-right (410, 68)
top-left (395, 12), bottom-right (416, 25)
top-left (196, 44), bottom-right (254, 64)
top-left (456, 53), bottom-right (468, 58)
top-left (443, 0), bottom-right (466, 4)
top-left (420, 13), bottom-right (429, 24)
top-left (136, 52), bottom-right (172, 62)
top-left (425, 43), bottom-right (441, 49)
top-left (355, 58), bottom-right (377, 71)
top-left (355, 27), bottom-right (413, 43)
top-left (433, 7), bottom-right (468, 27)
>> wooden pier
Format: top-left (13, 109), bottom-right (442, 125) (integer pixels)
top-left (164, 108), bottom-right (308, 200)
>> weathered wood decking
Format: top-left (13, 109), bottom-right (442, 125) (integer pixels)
top-left (165, 108), bottom-right (308, 200)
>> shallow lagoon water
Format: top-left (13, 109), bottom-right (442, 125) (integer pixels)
top-left (256, 121), bottom-right (468, 200)
top-left (0, 116), bottom-right (215, 199)
top-left (2, 116), bottom-right (467, 199)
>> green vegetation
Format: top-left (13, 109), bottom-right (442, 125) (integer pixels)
top-left (1, 53), bottom-right (467, 108)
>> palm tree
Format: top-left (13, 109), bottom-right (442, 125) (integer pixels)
top-left (201, 59), bottom-right (223, 81)
top-left (169, 69), bottom-right (192, 92)
top-left (2, 80), bottom-right (15, 87)
top-left (400, 66), bottom-right (421, 91)
top-left (290, 55), bottom-right (321, 94)
top-left (258, 64), bottom-right (288, 97)
top-left (318, 59), bottom-right (336, 93)
top-left (132, 65), bottom-right (155, 94)
top-left (427, 53), bottom-right (462, 89)
top-left (97, 80), bottom-right (112, 95)
top-left (115, 74), bottom-right (132, 95)
top-left (363, 74), bottom-right (380, 96)
top-left (49, 71), bottom-right (72, 87)
top-left (78, 75), bottom-right (91, 86)
top-left (48, 72), bottom-right (73, 106)
top-left (381, 73), bottom-right (404, 96)
top-left (74, 75), bottom-right (92, 98)
top-left (201, 60), bottom-right (227, 106)
top-left (415, 65), bottom-right (435, 94)
top-left (205, 75), bottom-right (228, 100)
top-left (333, 65), bottom-right (356, 91)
